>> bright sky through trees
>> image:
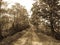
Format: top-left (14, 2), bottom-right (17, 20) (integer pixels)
top-left (3, 0), bottom-right (35, 16)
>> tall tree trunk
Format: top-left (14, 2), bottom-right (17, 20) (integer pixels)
top-left (0, 0), bottom-right (3, 41)
top-left (0, 0), bottom-right (2, 39)
top-left (50, 11), bottom-right (55, 36)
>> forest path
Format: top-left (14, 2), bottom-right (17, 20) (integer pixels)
top-left (11, 24), bottom-right (43, 45)
top-left (11, 24), bottom-right (60, 45)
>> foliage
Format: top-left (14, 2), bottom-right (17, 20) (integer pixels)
top-left (0, 0), bottom-right (30, 38)
top-left (31, 0), bottom-right (60, 40)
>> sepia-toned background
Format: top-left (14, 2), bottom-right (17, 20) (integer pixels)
top-left (0, 0), bottom-right (60, 45)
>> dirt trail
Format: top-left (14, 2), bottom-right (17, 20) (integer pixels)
top-left (11, 25), bottom-right (43, 45)
top-left (11, 25), bottom-right (60, 45)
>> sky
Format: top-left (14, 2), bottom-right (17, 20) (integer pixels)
top-left (3, 0), bottom-right (35, 16)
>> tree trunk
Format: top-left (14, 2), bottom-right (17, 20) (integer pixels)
top-left (0, 0), bottom-right (3, 41)
top-left (50, 11), bottom-right (55, 36)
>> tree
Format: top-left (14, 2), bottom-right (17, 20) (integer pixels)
top-left (0, 0), bottom-right (7, 40)
top-left (31, 2), bottom-right (40, 30)
top-left (31, 0), bottom-right (60, 40)
top-left (8, 3), bottom-right (30, 32)
top-left (42, 0), bottom-right (60, 34)
top-left (0, 0), bottom-right (13, 38)
top-left (0, 0), bottom-right (3, 41)
top-left (0, 1), bottom-right (30, 38)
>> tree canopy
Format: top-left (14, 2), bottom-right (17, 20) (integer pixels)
top-left (31, 0), bottom-right (60, 39)
top-left (0, 0), bottom-right (30, 38)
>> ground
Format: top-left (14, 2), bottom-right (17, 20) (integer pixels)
top-left (10, 25), bottom-right (60, 45)
top-left (0, 24), bottom-right (60, 45)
